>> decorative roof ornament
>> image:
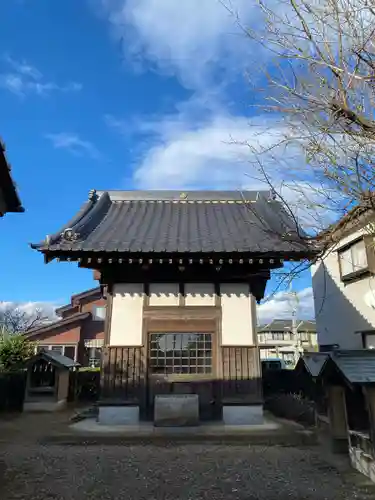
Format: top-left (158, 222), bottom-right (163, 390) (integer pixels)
top-left (179, 192), bottom-right (188, 200)
top-left (88, 189), bottom-right (98, 202)
top-left (61, 228), bottom-right (79, 242)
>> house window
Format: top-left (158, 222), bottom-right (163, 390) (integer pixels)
top-left (363, 333), bottom-right (375, 350)
top-left (50, 345), bottom-right (63, 355)
top-left (300, 332), bottom-right (310, 342)
top-left (92, 305), bottom-right (106, 321)
top-left (64, 346), bottom-right (76, 360)
top-left (258, 334), bottom-right (265, 343)
top-left (149, 333), bottom-right (212, 375)
top-left (338, 239), bottom-right (368, 280)
top-left (36, 345), bottom-right (49, 353)
top-left (272, 332), bottom-right (284, 341)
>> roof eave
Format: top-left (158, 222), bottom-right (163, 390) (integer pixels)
top-left (0, 142), bottom-right (24, 216)
top-left (24, 311), bottom-right (91, 338)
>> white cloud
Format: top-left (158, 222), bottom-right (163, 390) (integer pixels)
top-left (110, 109), bottom-right (292, 189)
top-left (257, 287), bottom-right (314, 324)
top-left (45, 132), bottom-right (101, 159)
top-left (106, 107), bottom-right (338, 232)
top-left (98, 0), bottom-right (275, 89)
top-left (101, 0), bottom-right (344, 233)
top-left (0, 56), bottom-right (82, 96)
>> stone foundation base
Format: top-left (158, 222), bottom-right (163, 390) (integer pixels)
top-left (23, 399), bottom-right (67, 412)
top-left (349, 446), bottom-right (375, 483)
top-left (223, 405), bottom-right (263, 425)
top-left (154, 394), bottom-right (199, 427)
top-left (98, 406), bottom-right (139, 425)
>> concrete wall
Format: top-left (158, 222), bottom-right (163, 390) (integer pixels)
top-left (108, 282), bottom-right (257, 347)
top-left (109, 283), bottom-right (143, 346)
top-left (311, 226), bottom-right (375, 349)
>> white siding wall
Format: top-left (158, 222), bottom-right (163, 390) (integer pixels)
top-left (220, 283), bottom-right (256, 346)
top-left (311, 226), bottom-right (375, 349)
top-left (149, 283), bottom-right (179, 306)
top-left (109, 283), bottom-right (144, 346)
top-left (185, 283), bottom-right (215, 306)
top-left (108, 282), bottom-right (258, 347)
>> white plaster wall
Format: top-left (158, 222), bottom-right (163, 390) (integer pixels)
top-left (149, 283), bottom-right (180, 306)
top-left (311, 225), bottom-right (375, 349)
top-left (220, 283), bottom-right (256, 346)
top-left (109, 283), bottom-right (143, 346)
top-left (185, 283), bottom-right (215, 306)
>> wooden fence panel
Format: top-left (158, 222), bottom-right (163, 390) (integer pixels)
top-left (221, 347), bottom-right (262, 404)
top-left (0, 371), bottom-right (26, 412)
top-left (101, 346), bottom-right (145, 405)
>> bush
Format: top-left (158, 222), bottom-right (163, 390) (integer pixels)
top-left (0, 334), bottom-right (35, 371)
top-left (68, 370), bottom-right (100, 402)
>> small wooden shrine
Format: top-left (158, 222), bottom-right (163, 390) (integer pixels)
top-left (31, 189), bottom-right (314, 425)
top-left (24, 350), bottom-right (80, 412)
top-left (318, 350), bottom-right (375, 482)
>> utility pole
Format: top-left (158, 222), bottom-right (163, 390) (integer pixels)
top-left (288, 285), bottom-right (301, 366)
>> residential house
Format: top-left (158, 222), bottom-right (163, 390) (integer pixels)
top-left (258, 319), bottom-right (318, 363)
top-left (25, 287), bottom-right (106, 367)
top-left (31, 189), bottom-right (314, 424)
top-left (311, 197), bottom-right (375, 351)
top-left (0, 139), bottom-right (23, 216)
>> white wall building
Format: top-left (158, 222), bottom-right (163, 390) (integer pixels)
top-left (311, 206), bottom-right (375, 351)
top-left (257, 319), bottom-right (317, 364)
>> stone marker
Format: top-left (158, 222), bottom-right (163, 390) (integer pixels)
top-left (154, 394), bottom-right (199, 427)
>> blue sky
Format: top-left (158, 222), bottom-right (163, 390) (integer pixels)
top-left (0, 0), bottom-right (314, 321)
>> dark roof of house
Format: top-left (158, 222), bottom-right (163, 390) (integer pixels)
top-left (71, 287), bottom-right (101, 303)
top-left (321, 350), bottom-right (375, 384)
top-left (27, 350), bottom-right (80, 369)
top-left (317, 192), bottom-right (375, 244)
top-left (55, 303), bottom-right (79, 318)
top-left (258, 319), bottom-right (316, 333)
top-left (55, 287), bottom-right (102, 317)
top-left (0, 140), bottom-right (24, 216)
top-left (24, 311), bottom-right (91, 339)
top-left (297, 353), bottom-right (328, 377)
top-left (30, 189), bottom-right (313, 257)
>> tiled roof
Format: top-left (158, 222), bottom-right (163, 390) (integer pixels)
top-left (258, 319), bottom-right (316, 333)
top-left (326, 350), bottom-right (375, 384)
top-left (31, 190), bottom-right (313, 256)
top-left (27, 350), bottom-right (80, 369)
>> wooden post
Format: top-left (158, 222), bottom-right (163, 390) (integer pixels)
top-left (363, 386), bottom-right (375, 456)
top-left (327, 385), bottom-right (349, 453)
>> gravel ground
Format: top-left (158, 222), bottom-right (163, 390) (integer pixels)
top-left (0, 443), bottom-right (374, 500)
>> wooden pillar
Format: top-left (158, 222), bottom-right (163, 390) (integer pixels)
top-left (363, 386), bottom-right (375, 455)
top-left (327, 385), bottom-right (349, 453)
